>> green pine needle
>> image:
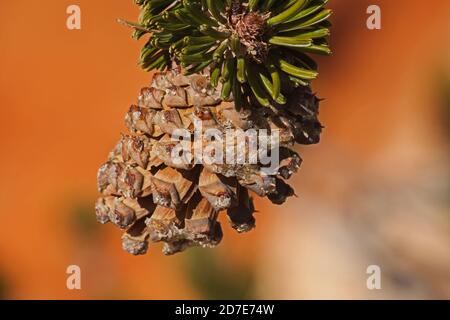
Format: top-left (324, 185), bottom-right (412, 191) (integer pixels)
top-left (126, 0), bottom-right (332, 108)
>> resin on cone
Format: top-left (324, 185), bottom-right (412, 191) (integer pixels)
top-left (96, 0), bottom-right (330, 255)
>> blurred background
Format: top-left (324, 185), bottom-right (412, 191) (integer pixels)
top-left (0, 0), bottom-right (449, 299)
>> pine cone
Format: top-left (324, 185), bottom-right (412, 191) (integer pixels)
top-left (96, 66), bottom-right (322, 255)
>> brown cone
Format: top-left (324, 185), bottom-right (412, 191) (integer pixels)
top-left (96, 66), bottom-right (321, 255)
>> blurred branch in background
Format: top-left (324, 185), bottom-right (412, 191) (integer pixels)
top-left (0, 272), bottom-right (10, 300)
top-left (70, 200), bottom-right (102, 241)
top-left (437, 71), bottom-right (450, 209)
top-left (439, 74), bottom-right (450, 139)
top-left (182, 248), bottom-right (255, 300)
top-left (66, 198), bottom-right (128, 299)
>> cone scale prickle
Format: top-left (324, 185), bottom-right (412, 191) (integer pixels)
top-left (97, 0), bottom-right (331, 255)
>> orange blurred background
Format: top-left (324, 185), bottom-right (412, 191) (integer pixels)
top-left (0, 1), bottom-right (449, 299)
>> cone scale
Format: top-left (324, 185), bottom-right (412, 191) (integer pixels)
top-left (97, 0), bottom-right (331, 255)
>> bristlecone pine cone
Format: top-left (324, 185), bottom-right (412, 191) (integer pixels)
top-left (96, 0), bottom-right (330, 255)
